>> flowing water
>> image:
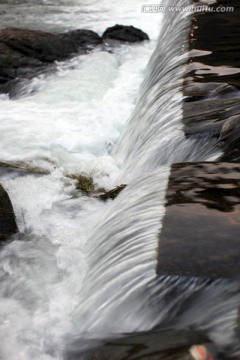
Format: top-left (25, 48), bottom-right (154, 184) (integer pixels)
top-left (0, 0), bottom-right (239, 359)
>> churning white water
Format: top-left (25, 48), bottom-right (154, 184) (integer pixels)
top-left (0, 1), bottom-right (164, 359)
top-left (0, 0), bottom-right (233, 359)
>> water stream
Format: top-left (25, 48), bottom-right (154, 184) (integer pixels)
top-left (0, 2), bottom-right (162, 359)
top-left (0, 1), bottom-right (238, 359)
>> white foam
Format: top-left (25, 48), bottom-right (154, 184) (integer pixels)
top-left (0, 1), bottom-right (162, 359)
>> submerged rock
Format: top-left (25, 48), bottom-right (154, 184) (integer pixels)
top-left (102, 24), bottom-right (149, 42)
top-left (98, 184), bottom-right (127, 201)
top-left (68, 174), bottom-right (95, 195)
top-left (0, 184), bottom-right (18, 242)
top-left (65, 328), bottom-right (208, 360)
top-left (0, 160), bottom-right (50, 175)
top-left (219, 116), bottom-right (240, 161)
top-left (220, 115), bottom-right (240, 139)
top-left (67, 173), bottom-right (126, 200)
top-left (183, 94), bottom-right (240, 139)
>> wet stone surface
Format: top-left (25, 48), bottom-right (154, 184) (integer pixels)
top-left (66, 328), bottom-right (206, 360)
top-left (183, 0), bottom-right (240, 160)
top-left (0, 184), bottom-right (18, 242)
top-left (157, 162), bottom-right (240, 279)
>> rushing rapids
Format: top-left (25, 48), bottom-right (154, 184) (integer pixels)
top-left (0, 0), bottom-right (239, 359)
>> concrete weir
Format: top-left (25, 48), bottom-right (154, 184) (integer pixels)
top-left (183, 0), bottom-right (240, 161)
top-left (89, 1), bottom-right (240, 358)
top-left (157, 0), bottom-right (240, 279)
top-left (157, 162), bottom-right (240, 278)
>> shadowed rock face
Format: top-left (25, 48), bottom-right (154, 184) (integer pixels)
top-left (188, 0), bottom-right (240, 88)
top-left (190, 0), bottom-right (240, 70)
top-left (102, 25), bottom-right (149, 42)
top-left (157, 162), bottom-right (240, 279)
top-left (62, 29), bottom-right (102, 49)
top-left (0, 27), bottom-right (97, 94)
top-left (184, 97), bottom-right (240, 138)
top-left (0, 184), bottom-right (18, 242)
top-left (0, 28), bottom-right (96, 62)
top-left (0, 41), bottom-right (44, 86)
top-left (183, 0), bottom-right (240, 157)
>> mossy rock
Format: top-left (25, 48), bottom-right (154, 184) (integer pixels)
top-left (67, 173), bottom-right (95, 195)
top-left (0, 160), bottom-right (49, 175)
top-left (67, 173), bottom-right (126, 201)
top-left (98, 184), bottom-right (127, 201)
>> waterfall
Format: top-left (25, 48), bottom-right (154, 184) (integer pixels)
top-left (74, 0), bottom-right (220, 326)
top-left (1, 0), bottom-right (238, 359)
top-left (73, 0), bottom-right (193, 333)
top-left (72, 167), bottom-right (170, 335)
top-left (68, 0), bottom-right (238, 356)
top-left (114, 0), bottom-right (220, 182)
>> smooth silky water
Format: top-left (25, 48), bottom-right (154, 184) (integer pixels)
top-left (0, 0), bottom-right (239, 359)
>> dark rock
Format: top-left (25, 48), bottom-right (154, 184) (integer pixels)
top-left (219, 115), bottom-right (240, 161)
top-left (157, 162), bottom-right (240, 279)
top-left (183, 0), bottom-right (240, 150)
top-left (0, 28), bottom-right (101, 65)
top-left (65, 328), bottom-right (207, 360)
top-left (0, 42), bottom-right (44, 83)
top-left (183, 84), bottom-right (240, 138)
top-left (67, 172), bottom-right (127, 200)
top-left (0, 25), bottom-right (148, 96)
top-left (220, 115), bottom-right (240, 139)
top-left (0, 42), bottom-right (43, 70)
top-left (98, 184), bottom-right (127, 201)
top-left (219, 128), bottom-right (240, 162)
top-left (63, 29), bottom-right (102, 49)
top-left (184, 95), bottom-right (205, 103)
top-left (0, 28), bottom-right (84, 63)
top-left (189, 1), bottom-right (240, 70)
top-left (183, 96), bottom-right (240, 139)
top-left (0, 184), bottom-right (18, 242)
top-left (184, 82), bottom-right (239, 101)
top-left (102, 24), bottom-right (149, 43)
top-left (0, 27), bottom-right (103, 96)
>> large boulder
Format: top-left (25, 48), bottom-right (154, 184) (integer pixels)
top-left (0, 27), bottom-right (102, 95)
top-left (102, 24), bottom-right (149, 42)
top-left (0, 28), bottom-right (86, 63)
top-left (0, 42), bottom-right (44, 84)
top-left (0, 184), bottom-right (18, 243)
top-left (63, 29), bottom-right (102, 49)
top-left (0, 42), bottom-right (42, 69)
top-left (0, 26), bottom-right (149, 96)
